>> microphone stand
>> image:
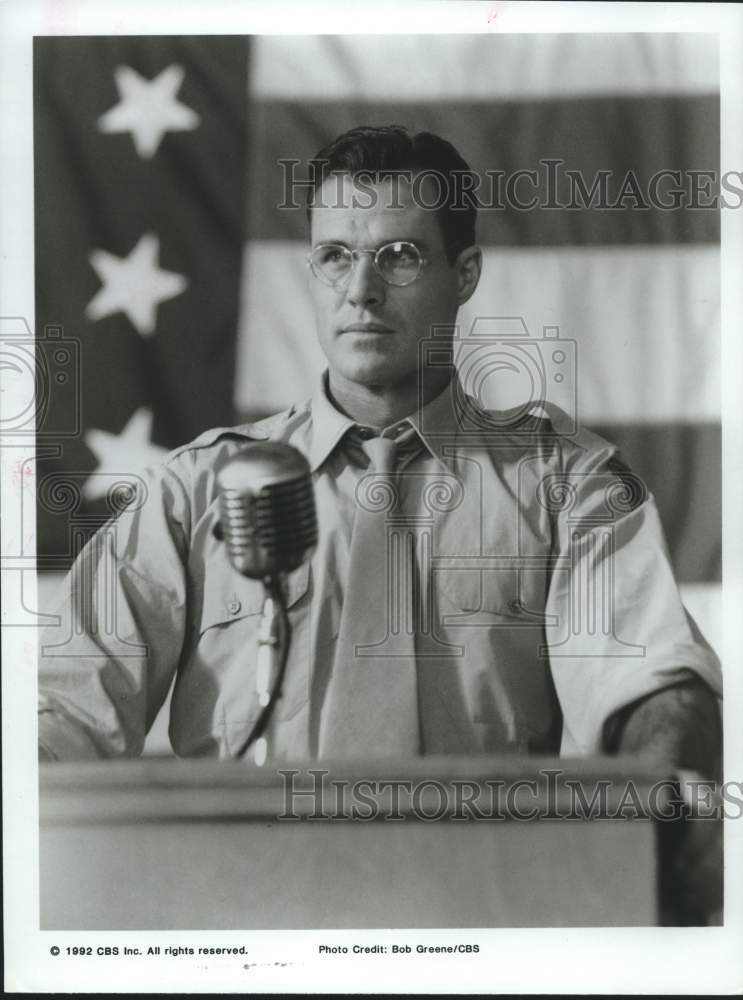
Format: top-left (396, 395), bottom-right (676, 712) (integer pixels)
top-left (234, 574), bottom-right (292, 765)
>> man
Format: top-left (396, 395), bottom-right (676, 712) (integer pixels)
top-left (38, 126), bottom-right (721, 777)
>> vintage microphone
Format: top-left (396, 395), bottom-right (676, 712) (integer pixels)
top-left (214, 442), bottom-right (318, 764)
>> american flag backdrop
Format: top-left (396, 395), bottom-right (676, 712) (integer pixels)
top-left (33, 34), bottom-right (721, 663)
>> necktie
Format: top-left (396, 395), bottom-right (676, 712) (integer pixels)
top-left (318, 429), bottom-right (421, 759)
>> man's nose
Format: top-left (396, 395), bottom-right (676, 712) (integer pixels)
top-left (345, 253), bottom-right (385, 307)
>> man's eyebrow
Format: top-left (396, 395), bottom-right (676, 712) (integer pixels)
top-left (311, 239), bottom-right (351, 248)
top-left (312, 238), bottom-right (431, 249)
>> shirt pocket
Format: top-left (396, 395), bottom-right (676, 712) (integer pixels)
top-left (432, 566), bottom-right (559, 751)
top-left (193, 561), bottom-right (312, 725)
top-left (434, 566), bottom-right (543, 627)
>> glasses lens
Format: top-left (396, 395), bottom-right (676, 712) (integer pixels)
top-left (377, 242), bottom-right (422, 285)
top-left (311, 245), bottom-right (352, 285)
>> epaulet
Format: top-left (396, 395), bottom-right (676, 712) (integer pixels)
top-left (165, 406), bottom-right (299, 462)
top-left (467, 397), bottom-right (560, 440)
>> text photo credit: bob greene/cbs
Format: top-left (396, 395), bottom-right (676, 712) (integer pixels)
top-left (2, 1), bottom-right (743, 996)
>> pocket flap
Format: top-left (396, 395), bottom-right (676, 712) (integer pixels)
top-left (435, 566), bottom-right (525, 619)
top-left (199, 561), bottom-right (311, 634)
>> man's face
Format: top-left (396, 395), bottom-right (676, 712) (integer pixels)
top-left (308, 174), bottom-right (474, 394)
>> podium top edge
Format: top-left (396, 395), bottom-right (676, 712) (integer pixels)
top-left (39, 754), bottom-right (676, 791)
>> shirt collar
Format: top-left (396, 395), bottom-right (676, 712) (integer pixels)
top-left (404, 375), bottom-right (462, 471)
top-left (309, 371), bottom-right (463, 473)
top-left (308, 374), bottom-right (358, 473)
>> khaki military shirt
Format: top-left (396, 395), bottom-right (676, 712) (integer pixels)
top-left (38, 376), bottom-right (722, 761)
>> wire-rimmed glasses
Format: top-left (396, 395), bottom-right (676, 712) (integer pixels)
top-left (307, 241), bottom-right (427, 288)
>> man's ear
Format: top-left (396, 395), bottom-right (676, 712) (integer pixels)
top-left (455, 245), bottom-right (482, 305)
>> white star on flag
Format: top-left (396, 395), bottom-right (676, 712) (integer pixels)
top-left (97, 64), bottom-right (200, 159)
top-left (85, 233), bottom-right (188, 337)
top-left (84, 408), bottom-right (168, 500)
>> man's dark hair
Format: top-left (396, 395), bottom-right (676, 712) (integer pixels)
top-left (306, 125), bottom-right (478, 264)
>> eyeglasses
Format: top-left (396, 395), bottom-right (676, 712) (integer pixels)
top-left (307, 241), bottom-right (428, 288)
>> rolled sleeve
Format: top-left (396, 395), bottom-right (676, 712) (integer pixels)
top-left (38, 459), bottom-right (191, 759)
top-left (544, 434), bottom-right (722, 755)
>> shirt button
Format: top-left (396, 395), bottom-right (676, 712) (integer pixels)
top-left (227, 599), bottom-right (242, 615)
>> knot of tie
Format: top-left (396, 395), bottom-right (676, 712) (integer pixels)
top-left (346, 424), bottom-right (421, 515)
top-left (362, 435), bottom-right (397, 475)
top-left (347, 422), bottom-right (421, 475)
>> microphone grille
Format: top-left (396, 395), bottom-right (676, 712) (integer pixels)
top-left (254, 474), bottom-right (318, 570)
top-left (216, 443), bottom-right (317, 578)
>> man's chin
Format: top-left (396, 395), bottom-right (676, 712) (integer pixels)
top-left (336, 357), bottom-right (411, 389)
top-left (329, 345), bottom-right (398, 383)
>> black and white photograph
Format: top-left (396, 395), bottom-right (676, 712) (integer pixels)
top-left (2, 0), bottom-right (742, 994)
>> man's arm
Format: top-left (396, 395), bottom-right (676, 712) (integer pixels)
top-left (38, 459), bottom-right (191, 760)
top-left (603, 676), bottom-right (722, 778)
top-left (542, 428), bottom-right (722, 756)
top-left (605, 676), bottom-right (724, 924)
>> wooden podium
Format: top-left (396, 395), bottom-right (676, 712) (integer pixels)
top-left (39, 756), bottom-right (677, 929)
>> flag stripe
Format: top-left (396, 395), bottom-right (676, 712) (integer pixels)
top-left (246, 96), bottom-right (720, 246)
top-left (236, 241), bottom-right (719, 424)
top-left (251, 34), bottom-right (719, 100)
top-left (458, 245), bottom-right (720, 424)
